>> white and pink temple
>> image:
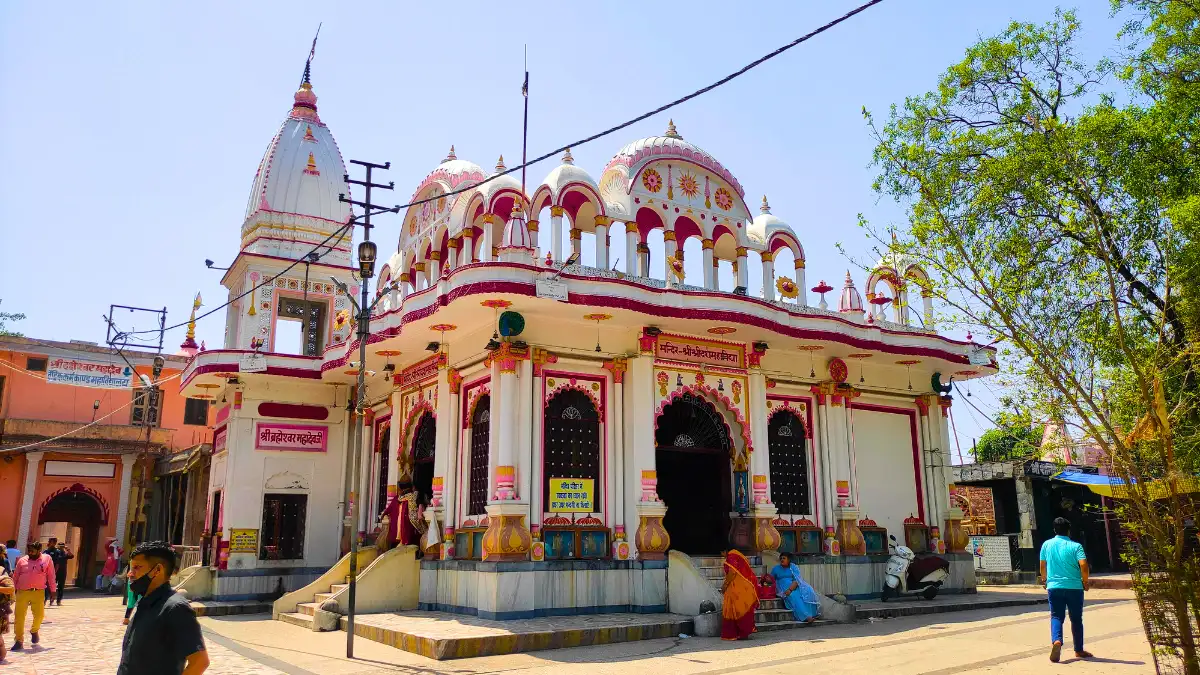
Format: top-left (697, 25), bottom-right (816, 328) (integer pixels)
top-left (178, 64), bottom-right (996, 623)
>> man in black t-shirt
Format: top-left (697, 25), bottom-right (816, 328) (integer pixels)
top-left (118, 541), bottom-right (208, 675)
top-left (43, 538), bottom-right (73, 607)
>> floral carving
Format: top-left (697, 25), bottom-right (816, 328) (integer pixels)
top-left (714, 187), bottom-right (733, 210)
top-left (642, 168), bottom-right (663, 193)
top-left (677, 171), bottom-right (699, 199)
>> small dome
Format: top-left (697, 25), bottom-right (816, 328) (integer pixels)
top-left (604, 120), bottom-right (745, 199)
top-left (539, 148), bottom-right (599, 201)
top-left (500, 204), bottom-right (531, 249)
top-left (747, 195), bottom-right (796, 246)
top-left (479, 154), bottom-right (525, 204)
top-left (243, 78), bottom-right (350, 226)
top-left (838, 271), bottom-right (864, 314)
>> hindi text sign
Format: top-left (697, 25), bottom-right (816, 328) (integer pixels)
top-left (239, 352), bottom-right (268, 373)
top-left (228, 529), bottom-right (258, 554)
top-left (549, 478), bottom-right (595, 513)
top-left (655, 334), bottom-right (745, 369)
top-left (535, 278), bottom-right (569, 302)
top-left (254, 423), bottom-right (328, 452)
top-left (46, 358), bottom-right (134, 389)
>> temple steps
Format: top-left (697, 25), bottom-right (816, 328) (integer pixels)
top-left (692, 553), bottom-right (822, 634)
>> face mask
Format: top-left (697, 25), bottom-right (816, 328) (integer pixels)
top-left (130, 565), bottom-right (160, 596)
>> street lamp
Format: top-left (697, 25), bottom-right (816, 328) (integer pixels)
top-left (357, 241), bottom-right (377, 279)
top-left (204, 259), bottom-right (230, 271)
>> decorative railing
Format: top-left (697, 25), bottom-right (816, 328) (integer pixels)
top-left (175, 545), bottom-right (201, 571)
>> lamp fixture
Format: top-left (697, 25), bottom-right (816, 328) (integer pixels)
top-left (357, 240), bottom-right (378, 279)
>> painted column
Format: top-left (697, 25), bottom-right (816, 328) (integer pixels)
top-left (114, 453), bottom-right (138, 548)
top-left (795, 259), bottom-right (808, 307)
top-left (594, 216), bottom-right (610, 269)
top-left (735, 247), bottom-right (749, 290)
top-left (428, 251), bottom-right (442, 281)
top-left (440, 368), bottom-right (462, 557)
top-left (811, 388), bottom-right (836, 538)
top-left (550, 207), bottom-right (564, 262)
top-left (701, 239), bottom-right (715, 289)
top-left (446, 238), bottom-right (459, 273)
top-left (914, 395), bottom-right (942, 553)
top-left (663, 230), bottom-right (677, 287)
top-left (938, 396), bottom-right (967, 552)
top-left (482, 343), bottom-right (532, 560)
top-left (712, 257), bottom-right (720, 291)
top-left (569, 227), bottom-right (582, 259)
top-left (603, 358), bottom-right (630, 558)
top-left (748, 349), bottom-right (781, 553)
top-left (530, 351), bottom-right (551, 538)
top-left (16, 451), bottom-right (45, 547)
top-left (386, 391), bottom-right (402, 505)
top-left (413, 263), bottom-right (426, 291)
top-left (527, 220), bottom-right (539, 254)
top-left (480, 214), bottom-right (495, 262)
top-left (624, 222), bottom-right (638, 276)
top-left (637, 243), bottom-right (650, 278)
top-left (631, 332), bottom-right (669, 559)
top-left (461, 234), bottom-right (474, 265)
top-left (761, 250), bottom-right (776, 302)
top-left (922, 290), bottom-right (935, 329)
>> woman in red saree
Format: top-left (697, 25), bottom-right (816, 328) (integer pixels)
top-left (720, 550), bottom-right (758, 640)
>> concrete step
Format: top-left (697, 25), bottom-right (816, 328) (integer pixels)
top-left (758, 598), bottom-right (784, 610)
top-left (757, 619), bottom-right (833, 633)
top-left (855, 594), bottom-right (1047, 621)
top-left (331, 584), bottom-right (348, 594)
top-left (296, 602), bottom-right (322, 617)
top-left (314, 592), bottom-right (336, 604)
top-left (755, 608), bottom-right (802, 623)
top-left (279, 612), bottom-right (315, 629)
top-left (189, 600), bottom-right (272, 617)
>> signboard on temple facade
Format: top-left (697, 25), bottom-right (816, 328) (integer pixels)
top-left (549, 478), bottom-right (595, 512)
top-left (535, 278), bottom-right (569, 302)
top-left (254, 423), bottom-right (328, 452)
top-left (240, 352), bottom-right (267, 373)
top-left (46, 357), bottom-right (133, 388)
top-left (398, 353), bottom-right (443, 389)
top-left (655, 334), bottom-right (745, 369)
top-left (228, 528), bottom-right (258, 553)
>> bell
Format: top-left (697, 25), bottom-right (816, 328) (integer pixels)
top-left (676, 374), bottom-right (683, 388)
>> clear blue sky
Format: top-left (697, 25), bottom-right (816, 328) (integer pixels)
top-left (0, 1), bottom-right (1129, 455)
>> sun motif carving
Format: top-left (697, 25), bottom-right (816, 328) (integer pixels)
top-left (677, 171), bottom-right (699, 199)
top-left (776, 276), bottom-right (800, 299)
top-left (714, 187), bottom-right (734, 210)
top-left (642, 168), bottom-right (663, 193)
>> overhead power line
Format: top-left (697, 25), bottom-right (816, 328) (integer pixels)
top-left (126, 0), bottom-right (886, 338)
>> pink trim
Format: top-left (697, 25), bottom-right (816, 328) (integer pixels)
top-left (219, 251), bottom-right (355, 286)
top-left (181, 360), bottom-right (322, 389)
top-left (557, 181), bottom-right (606, 216)
top-left (39, 482), bottom-right (110, 525)
top-left (768, 393), bottom-right (818, 526)
top-left (402, 402), bottom-right (435, 457)
top-left (458, 375), bottom-right (491, 526)
top-left (540, 370), bottom-right (609, 522)
top-left (654, 384), bottom-right (752, 454)
top-left (849, 402), bottom-right (925, 522)
top-left (257, 402), bottom-right (330, 421)
top-left (543, 372), bottom-right (604, 416)
top-left (240, 234), bottom-right (351, 254)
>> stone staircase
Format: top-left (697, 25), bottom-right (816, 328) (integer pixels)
top-left (277, 576), bottom-right (349, 629)
top-left (690, 555), bottom-right (832, 633)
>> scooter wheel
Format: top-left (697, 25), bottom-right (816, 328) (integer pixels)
top-left (922, 585), bottom-right (938, 600)
top-left (880, 585), bottom-right (892, 602)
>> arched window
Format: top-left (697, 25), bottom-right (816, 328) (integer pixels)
top-left (543, 389), bottom-right (601, 513)
top-left (411, 413), bottom-right (436, 506)
top-left (768, 410), bottom-right (810, 515)
top-left (468, 395), bottom-right (491, 516)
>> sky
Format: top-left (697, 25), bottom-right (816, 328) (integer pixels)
top-left (0, 1), bottom-right (1132, 458)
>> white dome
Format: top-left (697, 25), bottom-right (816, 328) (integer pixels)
top-left (604, 120), bottom-right (745, 198)
top-left (243, 82), bottom-right (350, 227)
top-left (539, 148), bottom-right (598, 201)
top-left (480, 155), bottom-right (525, 204)
top-left (747, 196), bottom-right (796, 247)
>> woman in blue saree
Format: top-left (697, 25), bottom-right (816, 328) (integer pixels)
top-left (770, 553), bottom-right (821, 623)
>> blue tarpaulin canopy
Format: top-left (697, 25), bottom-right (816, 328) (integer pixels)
top-left (1053, 471), bottom-right (1199, 498)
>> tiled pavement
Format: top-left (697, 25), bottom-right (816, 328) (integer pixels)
top-left (2, 591), bottom-right (285, 675)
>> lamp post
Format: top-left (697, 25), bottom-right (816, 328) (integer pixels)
top-left (337, 159), bottom-right (398, 660)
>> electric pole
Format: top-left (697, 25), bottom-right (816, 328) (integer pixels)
top-left (338, 159), bottom-right (398, 659)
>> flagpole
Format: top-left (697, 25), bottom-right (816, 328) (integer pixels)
top-left (521, 45), bottom-right (529, 203)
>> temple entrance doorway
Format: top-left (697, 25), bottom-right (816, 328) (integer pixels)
top-left (39, 489), bottom-right (104, 588)
top-left (655, 393), bottom-right (733, 554)
top-left (410, 412), bottom-right (436, 506)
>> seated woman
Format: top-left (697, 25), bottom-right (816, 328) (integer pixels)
top-left (770, 552), bottom-right (821, 624)
top-left (720, 550), bottom-right (759, 640)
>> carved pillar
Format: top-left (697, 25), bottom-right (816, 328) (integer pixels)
top-left (569, 227), bottom-right (582, 259)
top-left (631, 334), bottom-right (669, 559)
top-left (637, 243), bottom-right (650, 278)
top-left (550, 206), bottom-right (564, 262)
top-left (480, 214), bottom-right (496, 262)
top-left (761, 250), bottom-right (776, 302)
top-left (795, 259), bottom-right (807, 307)
top-left (594, 216), bottom-right (610, 269)
top-left (482, 343), bottom-right (532, 560)
top-left (526, 219), bottom-right (539, 253)
top-left (748, 348), bottom-right (780, 552)
top-left (701, 238), bottom-right (714, 289)
top-left (428, 251), bottom-right (442, 281)
top-left (441, 369), bottom-right (462, 557)
top-left (16, 451), bottom-right (45, 547)
top-left (446, 237), bottom-right (459, 272)
top-left (386, 391), bottom-right (402, 506)
top-left (115, 453), bottom-right (138, 548)
top-left (922, 290), bottom-right (935, 328)
top-left (663, 230), bottom-right (678, 287)
top-left (603, 358), bottom-right (629, 558)
top-left (624, 221), bottom-right (638, 276)
top-left (735, 247), bottom-right (748, 290)
top-left (938, 396), bottom-right (967, 552)
top-left (461, 233), bottom-right (474, 265)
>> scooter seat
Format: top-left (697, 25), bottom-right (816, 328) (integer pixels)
top-left (907, 555), bottom-right (950, 583)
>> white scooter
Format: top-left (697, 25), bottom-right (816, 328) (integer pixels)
top-left (881, 533), bottom-right (950, 601)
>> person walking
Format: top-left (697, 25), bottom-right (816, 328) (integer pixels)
top-left (121, 560), bottom-right (142, 626)
top-left (1039, 517), bottom-right (1093, 662)
top-left (117, 541), bottom-right (208, 675)
top-left (11, 542), bottom-right (55, 652)
top-left (4, 541), bottom-right (19, 575)
top-left (43, 538), bottom-right (73, 607)
top-left (0, 566), bottom-right (14, 660)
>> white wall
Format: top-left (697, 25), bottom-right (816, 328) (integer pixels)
top-left (851, 408), bottom-right (922, 542)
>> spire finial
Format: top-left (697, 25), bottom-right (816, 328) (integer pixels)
top-left (496, 155), bottom-right (506, 172)
top-left (300, 24), bottom-right (321, 88)
top-left (761, 195), bottom-right (771, 214)
top-left (180, 292), bottom-right (202, 351)
top-left (444, 145), bottom-right (457, 162)
top-left (844, 270), bottom-right (855, 286)
top-left (562, 147), bottom-right (574, 164)
top-left (665, 119), bottom-right (682, 139)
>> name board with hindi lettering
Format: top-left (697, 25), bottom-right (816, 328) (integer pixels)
top-left (549, 478), bottom-right (595, 513)
top-left (655, 334), bottom-right (745, 369)
top-left (254, 423), bottom-right (328, 452)
top-left (46, 358), bottom-right (134, 389)
top-left (228, 529), bottom-right (258, 554)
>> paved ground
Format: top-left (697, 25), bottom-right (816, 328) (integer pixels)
top-left (2, 587), bottom-right (1159, 674)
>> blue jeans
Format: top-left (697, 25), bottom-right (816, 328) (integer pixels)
top-left (1048, 588), bottom-right (1084, 652)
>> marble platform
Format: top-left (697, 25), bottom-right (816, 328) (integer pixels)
top-left (339, 610), bottom-right (693, 660)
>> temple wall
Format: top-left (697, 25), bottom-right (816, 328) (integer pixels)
top-left (851, 406), bottom-right (923, 541)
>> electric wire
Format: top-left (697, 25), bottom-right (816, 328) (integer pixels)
top-left (120, 0), bottom-right (886, 339)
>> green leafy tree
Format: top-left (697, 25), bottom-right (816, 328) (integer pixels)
top-left (0, 301), bottom-right (24, 337)
top-left (863, 8), bottom-right (1199, 670)
top-left (975, 404), bottom-right (1041, 463)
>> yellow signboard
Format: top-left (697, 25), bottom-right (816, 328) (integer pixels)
top-left (228, 528), bottom-right (259, 554)
top-left (549, 478), bottom-right (595, 513)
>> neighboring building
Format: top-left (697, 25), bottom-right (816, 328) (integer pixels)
top-left (179, 61), bottom-right (999, 613)
top-left (0, 336), bottom-right (213, 586)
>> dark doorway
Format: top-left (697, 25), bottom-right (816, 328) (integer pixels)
top-left (1037, 481), bottom-right (1114, 572)
top-left (204, 490), bottom-right (222, 567)
top-left (376, 427), bottom-right (391, 518)
top-left (40, 490), bottom-right (103, 588)
top-left (468, 396), bottom-right (491, 516)
top-left (411, 413), bottom-right (436, 506)
top-left (655, 393), bottom-right (733, 554)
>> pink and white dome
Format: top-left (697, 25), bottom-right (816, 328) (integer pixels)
top-left (838, 271), bottom-right (864, 314)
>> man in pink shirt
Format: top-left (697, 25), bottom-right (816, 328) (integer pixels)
top-left (11, 541), bottom-right (55, 651)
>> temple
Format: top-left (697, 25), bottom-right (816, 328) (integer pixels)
top-left (178, 63), bottom-right (996, 620)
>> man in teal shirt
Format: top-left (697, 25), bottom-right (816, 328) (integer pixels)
top-left (1039, 517), bottom-right (1093, 662)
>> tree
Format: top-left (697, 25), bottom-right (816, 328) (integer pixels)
top-left (0, 301), bottom-right (24, 337)
top-left (864, 9), bottom-right (1199, 671)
